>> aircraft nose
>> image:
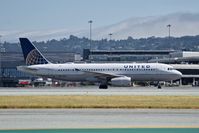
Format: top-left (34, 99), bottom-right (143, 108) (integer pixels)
top-left (174, 70), bottom-right (182, 79)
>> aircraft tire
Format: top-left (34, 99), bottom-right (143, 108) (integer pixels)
top-left (99, 84), bottom-right (108, 89)
top-left (157, 84), bottom-right (162, 89)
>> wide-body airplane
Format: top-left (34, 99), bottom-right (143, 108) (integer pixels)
top-left (17, 38), bottom-right (182, 89)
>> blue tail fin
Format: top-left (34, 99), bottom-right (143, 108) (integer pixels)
top-left (19, 38), bottom-right (51, 65)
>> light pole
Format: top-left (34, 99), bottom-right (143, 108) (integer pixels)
top-left (167, 24), bottom-right (171, 38)
top-left (108, 33), bottom-right (113, 56)
top-left (0, 35), bottom-right (3, 51)
top-left (0, 35), bottom-right (2, 72)
top-left (0, 35), bottom-right (2, 45)
top-left (109, 33), bottom-right (113, 40)
top-left (88, 20), bottom-right (93, 50)
top-left (167, 24), bottom-right (171, 49)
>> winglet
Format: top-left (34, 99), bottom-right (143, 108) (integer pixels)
top-left (19, 38), bottom-right (51, 65)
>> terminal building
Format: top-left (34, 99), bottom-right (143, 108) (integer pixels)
top-left (83, 49), bottom-right (175, 62)
top-left (149, 51), bottom-right (199, 64)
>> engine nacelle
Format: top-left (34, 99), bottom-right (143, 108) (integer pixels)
top-left (110, 76), bottom-right (131, 87)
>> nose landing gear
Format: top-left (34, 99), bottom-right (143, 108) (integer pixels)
top-left (99, 84), bottom-right (108, 89)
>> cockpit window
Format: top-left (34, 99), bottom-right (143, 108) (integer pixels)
top-left (168, 68), bottom-right (174, 70)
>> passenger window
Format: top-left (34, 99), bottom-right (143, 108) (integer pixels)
top-left (168, 68), bottom-right (173, 70)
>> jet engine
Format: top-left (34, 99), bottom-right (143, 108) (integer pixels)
top-left (110, 76), bottom-right (131, 87)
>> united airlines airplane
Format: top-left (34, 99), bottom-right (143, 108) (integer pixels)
top-left (17, 38), bottom-right (182, 89)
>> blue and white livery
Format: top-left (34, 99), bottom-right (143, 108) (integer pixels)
top-left (19, 38), bottom-right (50, 65)
top-left (17, 38), bottom-right (182, 89)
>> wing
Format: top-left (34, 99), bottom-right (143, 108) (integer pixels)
top-left (75, 68), bottom-right (123, 81)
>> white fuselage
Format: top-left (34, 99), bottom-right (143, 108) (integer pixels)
top-left (17, 63), bottom-right (182, 82)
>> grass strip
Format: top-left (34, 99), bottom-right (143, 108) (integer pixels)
top-left (0, 95), bottom-right (199, 109)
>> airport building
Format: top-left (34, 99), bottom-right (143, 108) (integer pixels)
top-left (83, 49), bottom-right (175, 62)
top-left (149, 51), bottom-right (199, 64)
top-left (171, 64), bottom-right (199, 85)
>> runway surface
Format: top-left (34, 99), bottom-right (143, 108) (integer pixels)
top-left (0, 86), bottom-right (199, 130)
top-left (0, 86), bottom-right (199, 96)
top-left (0, 109), bottom-right (199, 129)
top-left (0, 128), bottom-right (198, 133)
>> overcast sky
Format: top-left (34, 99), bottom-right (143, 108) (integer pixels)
top-left (1, 0), bottom-right (199, 31)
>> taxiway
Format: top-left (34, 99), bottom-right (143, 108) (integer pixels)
top-left (0, 86), bottom-right (199, 96)
top-left (0, 109), bottom-right (199, 129)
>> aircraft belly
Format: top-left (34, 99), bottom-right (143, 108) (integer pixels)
top-left (48, 73), bottom-right (99, 82)
top-left (46, 74), bottom-right (177, 82)
top-left (129, 74), bottom-right (175, 81)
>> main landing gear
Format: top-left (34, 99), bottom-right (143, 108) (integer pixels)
top-left (157, 84), bottom-right (162, 89)
top-left (157, 82), bottom-right (162, 89)
top-left (152, 81), bottom-right (162, 89)
top-left (99, 84), bottom-right (108, 89)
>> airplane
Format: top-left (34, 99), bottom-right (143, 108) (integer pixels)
top-left (17, 38), bottom-right (182, 89)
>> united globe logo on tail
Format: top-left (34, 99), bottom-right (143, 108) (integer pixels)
top-left (26, 49), bottom-right (48, 65)
top-left (19, 38), bottom-right (50, 65)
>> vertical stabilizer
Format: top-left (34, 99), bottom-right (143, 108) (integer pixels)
top-left (19, 38), bottom-right (51, 65)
